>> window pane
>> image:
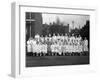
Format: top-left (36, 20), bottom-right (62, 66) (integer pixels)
top-left (31, 13), bottom-right (35, 19)
top-left (26, 12), bottom-right (31, 19)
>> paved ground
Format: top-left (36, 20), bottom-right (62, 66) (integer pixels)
top-left (26, 52), bottom-right (89, 67)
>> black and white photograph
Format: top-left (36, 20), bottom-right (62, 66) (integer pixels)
top-left (25, 12), bottom-right (90, 67)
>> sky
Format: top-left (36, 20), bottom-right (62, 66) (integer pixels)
top-left (42, 13), bottom-right (90, 29)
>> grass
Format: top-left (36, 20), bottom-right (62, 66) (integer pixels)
top-left (26, 52), bottom-right (89, 67)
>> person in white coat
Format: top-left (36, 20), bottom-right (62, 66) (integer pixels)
top-left (31, 39), bottom-right (37, 53)
top-left (27, 37), bottom-right (34, 53)
top-left (27, 39), bottom-right (32, 53)
top-left (35, 33), bottom-right (40, 42)
top-left (52, 34), bottom-right (56, 43)
top-left (83, 37), bottom-right (88, 51)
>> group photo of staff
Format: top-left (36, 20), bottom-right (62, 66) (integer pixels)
top-left (27, 33), bottom-right (88, 56)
